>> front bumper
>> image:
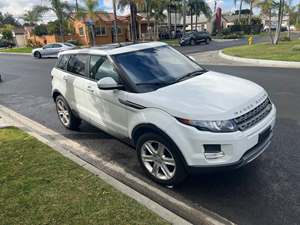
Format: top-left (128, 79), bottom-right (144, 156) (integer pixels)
top-left (173, 105), bottom-right (276, 168)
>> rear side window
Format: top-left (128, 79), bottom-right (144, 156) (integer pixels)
top-left (67, 55), bottom-right (88, 77)
top-left (56, 55), bottom-right (69, 70)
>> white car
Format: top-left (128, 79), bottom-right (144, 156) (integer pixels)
top-left (51, 42), bottom-right (276, 185)
top-left (32, 42), bottom-right (76, 59)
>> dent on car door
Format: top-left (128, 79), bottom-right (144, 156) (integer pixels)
top-left (87, 55), bottom-right (129, 137)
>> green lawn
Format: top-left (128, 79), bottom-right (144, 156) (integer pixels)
top-left (0, 127), bottom-right (169, 225)
top-left (0, 47), bottom-right (32, 53)
top-left (223, 39), bottom-right (300, 62)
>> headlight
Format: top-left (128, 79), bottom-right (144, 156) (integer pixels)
top-left (177, 118), bottom-right (237, 132)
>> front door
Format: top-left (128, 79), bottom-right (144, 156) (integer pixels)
top-left (86, 55), bottom-right (129, 137)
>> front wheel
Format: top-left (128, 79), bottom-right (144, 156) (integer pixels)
top-left (136, 133), bottom-right (187, 186)
top-left (34, 51), bottom-right (41, 59)
top-left (190, 39), bottom-right (196, 46)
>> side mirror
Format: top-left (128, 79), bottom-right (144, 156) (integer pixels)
top-left (188, 55), bottom-right (196, 61)
top-left (97, 77), bottom-right (123, 90)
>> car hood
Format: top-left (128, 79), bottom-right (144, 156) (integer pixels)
top-left (127, 71), bottom-right (268, 120)
top-left (32, 48), bottom-right (43, 52)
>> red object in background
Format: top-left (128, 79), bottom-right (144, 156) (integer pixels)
top-left (216, 7), bottom-right (222, 33)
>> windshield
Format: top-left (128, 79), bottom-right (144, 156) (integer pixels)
top-left (113, 46), bottom-right (205, 91)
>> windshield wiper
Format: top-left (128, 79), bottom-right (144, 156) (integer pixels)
top-left (175, 70), bottom-right (206, 83)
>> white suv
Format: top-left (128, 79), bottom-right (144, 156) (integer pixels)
top-left (51, 42), bottom-right (276, 185)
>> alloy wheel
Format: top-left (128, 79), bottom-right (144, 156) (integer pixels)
top-left (141, 140), bottom-right (176, 180)
top-left (56, 99), bottom-right (70, 126)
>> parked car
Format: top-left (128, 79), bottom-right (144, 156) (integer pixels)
top-left (180, 31), bottom-right (212, 46)
top-left (0, 39), bottom-right (15, 48)
top-left (32, 42), bottom-right (76, 59)
top-left (51, 42), bottom-right (276, 186)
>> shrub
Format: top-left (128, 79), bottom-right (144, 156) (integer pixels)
top-left (292, 45), bottom-right (300, 52)
top-left (1, 29), bottom-right (13, 40)
top-left (281, 36), bottom-right (291, 42)
top-left (33, 24), bottom-right (48, 36)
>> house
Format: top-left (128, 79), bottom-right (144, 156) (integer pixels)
top-left (12, 27), bottom-right (26, 47)
top-left (25, 11), bottom-right (149, 46)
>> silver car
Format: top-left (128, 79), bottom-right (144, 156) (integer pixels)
top-left (32, 43), bottom-right (76, 59)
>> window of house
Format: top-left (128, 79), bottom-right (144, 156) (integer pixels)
top-left (79, 27), bottom-right (84, 36)
top-left (95, 26), bottom-right (106, 36)
top-left (89, 55), bottom-right (120, 82)
top-left (67, 55), bottom-right (88, 77)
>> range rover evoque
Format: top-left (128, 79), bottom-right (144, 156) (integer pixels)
top-left (51, 42), bottom-right (276, 186)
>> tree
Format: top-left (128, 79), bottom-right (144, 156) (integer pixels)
top-left (0, 13), bottom-right (20, 27)
top-left (22, 6), bottom-right (45, 26)
top-left (245, 0), bottom-right (259, 24)
top-left (37, 0), bottom-right (74, 42)
top-left (234, 0), bottom-right (244, 24)
top-left (83, 0), bottom-right (98, 46)
top-left (182, 0), bottom-right (187, 35)
top-left (258, 0), bottom-right (275, 43)
top-left (33, 24), bottom-right (48, 36)
top-left (151, 0), bottom-right (167, 40)
top-left (118, 0), bottom-right (144, 42)
top-left (273, 0), bottom-right (285, 44)
top-left (194, 0), bottom-right (212, 30)
top-left (113, 0), bottom-right (118, 43)
top-left (1, 29), bottom-right (13, 40)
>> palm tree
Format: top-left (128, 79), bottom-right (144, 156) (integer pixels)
top-left (113, 0), bottom-right (118, 43)
top-left (234, 0), bottom-right (244, 24)
top-left (273, 0), bottom-right (285, 44)
top-left (83, 0), bottom-right (98, 46)
top-left (118, 0), bottom-right (144, 42)
top-left (151, 0), bottom-right (167, 40)
top-left (258, 0), bottom-right (274, 43)
top-left (37, 0), bottom-right (74, 42)
top-left (194, 0), bottom-right (212, 30)
top-left (182, 0), bottom-right (187, 35)
top-left (22, 6), bottom-right (45, 25)
top-left (245, 0), bottom-right (259, 24)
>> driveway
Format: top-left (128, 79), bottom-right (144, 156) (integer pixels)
top-left (0, 54), bottom-right (299, 225)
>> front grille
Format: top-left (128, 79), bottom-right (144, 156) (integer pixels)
top-left (234, 98), bottom-right (272, 131)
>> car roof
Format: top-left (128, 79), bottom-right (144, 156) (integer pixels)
top-left (59, 42), bottom-right (167, 56)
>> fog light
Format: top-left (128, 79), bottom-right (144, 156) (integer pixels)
top-left (204, 144), bottom-right (225, 159)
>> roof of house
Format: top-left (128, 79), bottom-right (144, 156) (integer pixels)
top-left (12, 27), bottom-right (25, 34)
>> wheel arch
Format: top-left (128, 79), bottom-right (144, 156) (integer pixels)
top-left (131, 123), bottom-right (189, 168)
top-left (52, 89), bottom-right (62, 102)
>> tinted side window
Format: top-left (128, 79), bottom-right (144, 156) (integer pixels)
top-left (67, 55), bottom-right (88, 76)
top-left (56, 55), bottom-right (69, 70)
top-left (52, 44), bottom-right (62, 48)
top-left (89, 56), bottom-right (120, 82)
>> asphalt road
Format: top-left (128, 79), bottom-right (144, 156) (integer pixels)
top-left (0, 53), bottom-right (299, 225)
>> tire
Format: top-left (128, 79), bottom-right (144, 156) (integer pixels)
top-left (55, 95), bottom-right (81, 130)
top-left (205, 38), bottom-right (209, 44)
top-left (136, 132), bottom-right (188, 186)
top-left (34, 51), bottom-right (41, 59)
top-left (190, 39), bottom-right (196, 46)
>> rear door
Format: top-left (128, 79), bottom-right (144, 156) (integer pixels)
top-left (65, 54), bottom-right (91, 119)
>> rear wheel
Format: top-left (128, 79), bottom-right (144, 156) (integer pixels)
top-left (55, 95), bottom-right (81, 130)
top-left (205, 38), bottom-right (209, 44)
top-left (34, 51), bottom-right (41, 59)
top-left (136, 132), bottom-right (187, 186)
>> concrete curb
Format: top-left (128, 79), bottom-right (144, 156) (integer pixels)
top-left (0, 105), bottom-right (235, 225)
top-left (0, 52), bottom-right (32, 56)
top-left (219, 50), bottom-right (300, 68)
